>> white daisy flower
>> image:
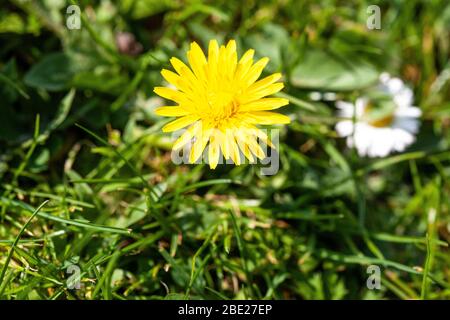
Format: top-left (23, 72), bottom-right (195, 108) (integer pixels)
top-left (335, 73), bottom-right (422, 158)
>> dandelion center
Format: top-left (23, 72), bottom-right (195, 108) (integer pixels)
top-left (205, 92), bottom-right (240, 128)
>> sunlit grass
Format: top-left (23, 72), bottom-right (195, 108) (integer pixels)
top-left (0, 0), bottom-right (449, 300)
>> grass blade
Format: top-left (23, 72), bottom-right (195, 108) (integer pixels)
top-left (0, 200), bottom-right (48, 296)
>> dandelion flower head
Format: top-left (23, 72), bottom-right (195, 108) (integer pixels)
top-left (154, 40), bottom-right (290, 169)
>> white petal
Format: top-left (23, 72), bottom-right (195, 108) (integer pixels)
top-left (368, 128), bottom-right (394, 157)
top-left (336, 101), bottom-right (355, 117)
top-left (385, 77), bottom-right (404, 95)
top-left (378, 75), bottom-right (414, 107)
top-left (353, 124), bottom-right (374, 157)
top-left (392, 117), bottom-right (420, 134)
top-left (335, 120), bottom-right (354, 137)
top-left (393, 87), bottom-right (414, 107)
top-left (355, 98), bottom-right (367, 117)
top-left (395, 106), bottom-right (422, 118)
top-left (392, 129), bottom-right (415, 152)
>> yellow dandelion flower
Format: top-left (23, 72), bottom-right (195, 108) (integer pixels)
top-left (154, 39), bottom-right (290, 169)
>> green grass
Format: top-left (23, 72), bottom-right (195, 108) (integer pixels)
top-left (0, 0), bottom-right (450, 300)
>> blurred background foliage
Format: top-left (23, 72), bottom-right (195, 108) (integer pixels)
top-left (0, 0), bottom-right (449, 299)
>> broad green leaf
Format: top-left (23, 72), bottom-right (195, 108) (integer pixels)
top-left (290, 48), bottom-right (379, 91)
top-left (71, 70), bottom-right (129, 95)
top-left (24, 53), bottom-right (76, 91)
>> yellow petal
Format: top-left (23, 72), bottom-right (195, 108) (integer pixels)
top-left (161, 69), bottom-right (192, 93)
top-left (241, 57), bottom-right (269, 88)
top-left (170, 57), bottom-right (198, 84)
top-left (226, 40), bottom-right (237, 55)
top-left (217, 129), bottom-right (231, 160)
top-left (207, 40), bottom-right (219, 88)
top-left (243, 111), bottom-right (290, 125)
top-left (208, 132), bottom-right (220, 169)
top-left (170, 57), bottom-right (190, 75)
top-left (251, 127), bottom-right (275, 149)
top-left (189, 126), bottom-right (212, 163)
top-left (208, 40), bottom-right (219, 62)
top-left (154, 87), bottom-right (189, 104)
top-left (238, 49), bottom-right (254, 65)
top-left (234, 49), bottom-right (254, 81)
top-left (154, 106), bottom-right (190, 117)
top-left (187, 42), bottom-right (207, 82)
top-left (217, 45), bottom-right (227, 82)
top-left (228, 134), bottom-right (241, 165)
top-left (162, 115), bottom-right (200, 132)
top-left (239, 98), bottom-right (289, 111)
top-left (242, 83), bottom-right (284, 103)
top-left (225, 40), bottom-right (237, 78)
top-left (161, 69), bottom-right (179, 86)
top-left (242, 134), bottom-right (265, 160)
top-left (172, 121), bottom-right (202, 150)
top-left (190, 42), bottom-right (207, 64)
top-left (246, 73), bottom-right (282, 93)
top-left (235, 133), bottom-right (255, 163)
